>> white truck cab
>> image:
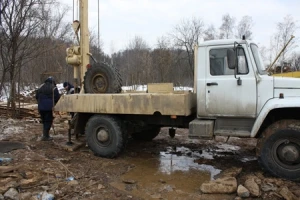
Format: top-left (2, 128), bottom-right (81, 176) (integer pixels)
top-left (189, 39), bottom-right (300, 181)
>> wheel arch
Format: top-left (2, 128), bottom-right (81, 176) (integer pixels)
top-left (251, 98), bottom-right (300, 138)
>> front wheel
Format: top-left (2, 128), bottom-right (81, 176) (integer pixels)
top-left (257, 120), bottom-right (300, 181)
top-left (85, 115), bottom-right (127, 158)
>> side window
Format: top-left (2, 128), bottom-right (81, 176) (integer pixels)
top-left (210, 48), bottom-right (248, 76)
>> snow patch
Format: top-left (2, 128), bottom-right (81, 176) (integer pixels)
top-left (215, 143), bottom-right (241, 151)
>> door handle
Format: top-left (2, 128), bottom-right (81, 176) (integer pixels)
top-left (206, 82), bottom-right (218, 86)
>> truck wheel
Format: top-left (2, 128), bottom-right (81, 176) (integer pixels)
top-left (85, 115), bottom-right (127, 158)
top-left (257, 120), bottom-right (300, 181)
top-left (84, 62), bottom-right (122, 93)
top-left (132, 127), bottom-right (161, 141)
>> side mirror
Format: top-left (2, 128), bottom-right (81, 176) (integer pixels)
top-left (227, 49), bottom-right (236, 69)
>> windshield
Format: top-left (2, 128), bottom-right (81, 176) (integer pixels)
top-left (250, 44), bottom-right (267, 75)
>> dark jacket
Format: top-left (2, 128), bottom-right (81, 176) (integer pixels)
top-left (63, 82), bottom-right (75, 94)
top-left (36, 79), bottom-right (60, 111)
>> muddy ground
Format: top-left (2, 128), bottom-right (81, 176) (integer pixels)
top-left (0, 116), bottom-right (299, 200)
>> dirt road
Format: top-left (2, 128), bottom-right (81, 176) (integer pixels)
top-left (0, 117), bottom-right (299, 200)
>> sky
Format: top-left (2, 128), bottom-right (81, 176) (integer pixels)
top-left (60, 0), bottom-right (300, 55)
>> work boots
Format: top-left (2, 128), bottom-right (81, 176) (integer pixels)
top-left (41, 130), bottom-right (53, 141)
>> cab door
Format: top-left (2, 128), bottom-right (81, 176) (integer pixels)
top-left (204, 45), bottom-right (257, 117)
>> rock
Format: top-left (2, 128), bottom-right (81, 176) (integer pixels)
top-left (200, 177), bottom-right (237, 194)
top-left (0, 194), bottom-right (4, 200)
top-left (219, 167), bottom-right (242, 178)
top-left (19, 192), bottom-right (31, 200)
top-left (261, 182), bottom-right (277, 192)
top-left (279, 187), bottom-right (297, 200)
top-left (234, 197), bottom-right (242, 200)
top-left (122, 179), bottom-right (136, 184)
top-left (97, 184), bottom-right (105, 189)
top-left (237, 184), bottom-right (250, 198)
top-left (244, 178), bottom-right (260, 197)
top-left (244, 174), bottom-right (261, 185)
top-left (4, 188), bottom-right (19, 200)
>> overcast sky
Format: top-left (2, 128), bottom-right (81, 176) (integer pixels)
top-left (60, 0), bottom-right (300, 55)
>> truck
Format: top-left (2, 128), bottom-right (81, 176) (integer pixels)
top-left (54, 0), bottom-right (300, 181)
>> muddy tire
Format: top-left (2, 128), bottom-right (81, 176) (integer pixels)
top-left (84, 62), bottom-right (122, 93)
top-left (132, 127), bottom-right (161, 141)
top-left (85, 115), bottom-right (127, 158)
top-left (257, 120), bottom-right (300, 181)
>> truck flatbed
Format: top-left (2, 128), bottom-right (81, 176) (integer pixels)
top-left (54, 91), bottom-right (196, 116)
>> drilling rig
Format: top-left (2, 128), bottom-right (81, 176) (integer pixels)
top-left (65, 0), bottom-right (121, 94)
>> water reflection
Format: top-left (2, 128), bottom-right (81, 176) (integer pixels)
top-left (159, 146), bottom-right (221, 179)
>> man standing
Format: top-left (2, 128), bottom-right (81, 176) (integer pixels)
top-left (36, 77), bottom-right (60, 141)
top-left (63, 82), bottom-right (75, 94)
top-left (63, 81), bottom-right (76, 118)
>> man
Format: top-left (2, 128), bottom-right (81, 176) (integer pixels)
top-left (63, 81), bottom-right (76, 118)
top-left (36, 77), bottom-right (60, 141)
top-left (63, 82), bottom-right (75, 94)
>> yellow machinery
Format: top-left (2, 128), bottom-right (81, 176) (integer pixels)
top-left (272, 71), bottom-right (300, 78)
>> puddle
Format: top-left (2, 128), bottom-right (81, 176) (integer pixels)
top-left (118, 146), bottom-right (221, 199)
top-left (160, 146), bottom-right (221, 178)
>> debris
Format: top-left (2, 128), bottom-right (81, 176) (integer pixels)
top-left (0, 166), bottom-right (18, 173)
top-left (41, 191), bottom-right (55, 200)
top-left (0, 157), bottom-right (12, 164)
top-left (4, 188), bottom-right (19, 200)
top-left (279, 187), bottom-right (297, 200)
top-left (261, 182), bottom-right (277, 192)
top-left (97, 184), bottom-right (105, 189)
top-left (237, 184), bottom-right (250, 198)
top-left (122, 179), bottom-right (136, 184)
top-left (200, 177), bottom-right (237, 194)
top-left (159, 179), bottom-right (166, 184)
top-left (68, 180), bottom-right (79, 185)
top-left (244, 178), bottom-right (260, 197)
top-left (159, 184), bottom-right (174, 192)
top-left (66, 176), bottom-right (74, 181)
top-left (150, 193), bottom-right (162, 199)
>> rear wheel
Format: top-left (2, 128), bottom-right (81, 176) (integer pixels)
top-left (132, 126), bottom-right (161, 141)
top-left (84, 62), bottom-right (122, 94)
top-left (85, 115), bottom-right (127, 158)
top-left (257, 120), bottom-right (300, 181)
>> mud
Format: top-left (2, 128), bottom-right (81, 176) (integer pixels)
top-left (0, 117), bottom-right (299, 200)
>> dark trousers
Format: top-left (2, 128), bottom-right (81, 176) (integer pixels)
top-left (39, 110), bottom-right (53, 131)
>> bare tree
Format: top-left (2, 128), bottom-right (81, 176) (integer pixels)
top-left (236, 16), bottom-right (253, 40)
top-left (204, 24), bottom-right (218, 41)
top-left (169, 17), bottom-right (204, 77)
top-left (290, 52), bottom-right (300, 71)
top-left (276, 15), bottom-right (297, 63)
top-left (219, 14), bottom-right (235, 39)
top-left (151, 36), bottom-right (172, 82)
top-left (0, 0), bottom-right (68, 117)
